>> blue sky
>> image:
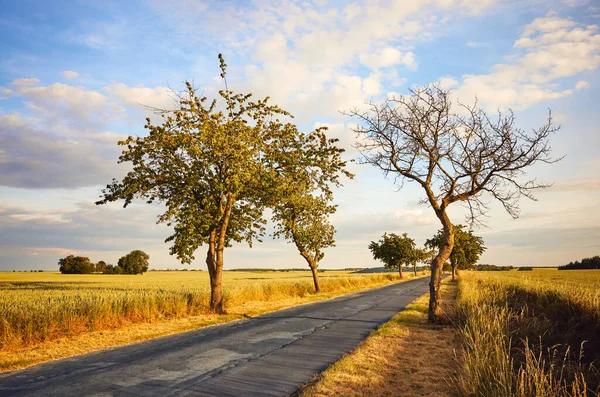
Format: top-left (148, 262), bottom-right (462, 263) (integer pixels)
top-left (1, 0), bottom-right (599, 270)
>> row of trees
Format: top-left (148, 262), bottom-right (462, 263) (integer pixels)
top-left (97, 55), bottom-right (351, 311)
top-left (58, 250), bottom-right (150, 275)
top-left (558, 255), bottom-right (600, 270)
top-left (99, 54), bottom-right (559, 322)
top-left (368, 226), bottom-right (486, 281)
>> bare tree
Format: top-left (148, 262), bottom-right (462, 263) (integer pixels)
top-left (347, 85), bottom-right (560, 322)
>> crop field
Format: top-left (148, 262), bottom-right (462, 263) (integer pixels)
top-left (455, 269), bottom-right (600, 396)
top-left (0, 270), bottom-right (415, 362)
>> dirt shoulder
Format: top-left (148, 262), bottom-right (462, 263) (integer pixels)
top-left (298, 281), bottom-right (458, 397)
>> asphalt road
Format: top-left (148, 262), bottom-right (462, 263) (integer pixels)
top-left (0, 276), bottom-right (430, 397)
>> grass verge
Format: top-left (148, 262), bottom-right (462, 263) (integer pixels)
top-left (0, 273), bottom-right (426, 373)
top-left (297, 281), bottom-right (458, 397)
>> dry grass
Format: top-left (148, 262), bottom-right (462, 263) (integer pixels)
top-left (455, 269), bottom-right (600, 397)
top-left (0, 270), bottom-right (427, 372)
top-left (298, 282), bottom-right (458, 397)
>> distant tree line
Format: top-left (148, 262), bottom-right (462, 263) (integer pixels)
top-left (558, 255), bottom-right (600, 270)
top-left (473, 264), bottom-right (514, 271)
top-left (58, 250), bottom-right (149, 275)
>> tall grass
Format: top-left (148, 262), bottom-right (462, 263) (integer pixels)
top-left (0, 271), bottom-right (407, 350)
top-left (455, 270), bottom-right (600, 397)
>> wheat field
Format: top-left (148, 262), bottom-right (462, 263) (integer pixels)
top-left (0, 270), bottom-right (412, 354)
top-left (455, 269), bottom-right (600, 397)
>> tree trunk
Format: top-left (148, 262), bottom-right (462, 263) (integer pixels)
top-left (205, 222), bottom-right (228, 314)
top-left (428, 210), bottom-right (454, 323)
top-left (413, 263), bottom-right (417, 276)
top-left (309, 262), bottom-right (321, 293)
top-left (206, 237), bottom-right (224, 314)
top-left (450, 257), bottom-right (457, 281)
top-left (398, 264), bottom-right (404, 279)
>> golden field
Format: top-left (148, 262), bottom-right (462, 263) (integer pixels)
top-left (0, 269), bottom-right (424, 371)
top-left (455, 269), bottom-right (600, 397)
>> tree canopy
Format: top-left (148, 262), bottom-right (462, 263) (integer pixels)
top-left (425, 225), bottom-right (486, 280)
top-left (59, 255), bottom-right (94, 274)
top-left (368, 233), bottom-right (417, 278)
top-left (117, 250), bottom-right (150, 274)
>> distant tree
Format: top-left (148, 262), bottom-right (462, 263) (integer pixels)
top-left (96, 55), bottom-right (349, 313)
top-left (369, 233), bottom-right (417, 278)
top-left (95, 260), bottom-right (108, 273)
top-left (273, 193), bottom-right (337, 293)
top-left (518, 266), bottom-right (534, 271)
top-left (348, 86), bottom-right (559, 321)
top-left (58, 255), bottom-right (94, 274)
top-left (410, 247), bottom-right (432, 276)
top-left (425, 225), bottom-right (486, 281)
top-left (117, 250), bottom-right (150, 275)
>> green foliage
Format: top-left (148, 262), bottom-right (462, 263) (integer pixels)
top-left (97, 55), bottom-right (349, 265)
top-left (58, 255), bottom-right (94, 274)
top-left (474, 264), bottom-right (514, 271)
top-left (96, 55), bottom-right (352, 309)
top-left (518, 266), bottom-right (534, 271)
top-left (558, 255), bottom-right (600, 270)
top-left (425, 225), bottom-right (486, 270)
top-left (117, 250), bottom-right (150, 275)
top-left (103, 264), bottom-right (123, 275)
top-left (273, 193), bottom-right (336, 265)
top-left (368, 233), bottom-right (419, 271)
top-left (95, 260), bottom-right (108, 273)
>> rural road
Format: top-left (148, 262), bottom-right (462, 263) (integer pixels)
top-left (0, 277), bottom-right (430, 397)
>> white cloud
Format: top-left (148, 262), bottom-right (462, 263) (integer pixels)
top-left (8, 78), bottom-right (124, 127)
top-left (359, 48), bottom-right (417, 70)
top-left (106, 83), bottom-right (175, 111)
top-left (575, 80), bottom-right (590, 90)
top-left (454, 14), bottom-right (600, 110)
top-left (62, 70), bottom-right (79, 79)
top-left (148, 0), bottom-right (497, 124)
top-left (438, 76), bottom-right (459, 89)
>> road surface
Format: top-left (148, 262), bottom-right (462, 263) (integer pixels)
top-left (0, 276), bottom-right (430, 397)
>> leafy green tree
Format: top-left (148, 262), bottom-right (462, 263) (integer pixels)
top-left (410, 247), bottom-right (432, 276)
top-left (425, 225), bottom-right (486, 281)
top-left (97, 55), bottom-right (348, 313)
top-left (368, 233), bottom-right (417, 278)
top-left (273, 193), bottom-right (336, 293)
top-left (95, 260), bottom-right (108, 273)
top-left (58, 255), bottom-right (94, 274)
top-left (272, 135), bottom-right (352, 293)
top-left (117, 250), bottom-right (149, 274)
top-left (348, 85), bottom-right (559, 321)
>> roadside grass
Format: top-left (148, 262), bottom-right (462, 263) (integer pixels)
top-left (454, 269), bottom-right (600, 397)
top-left (298, 281), bottom-right (458, 397)
top-left (0, 270), bottom-right (427, 372)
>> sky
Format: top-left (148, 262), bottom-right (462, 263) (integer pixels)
top-left (0, 0), bottom-right (599, 271)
